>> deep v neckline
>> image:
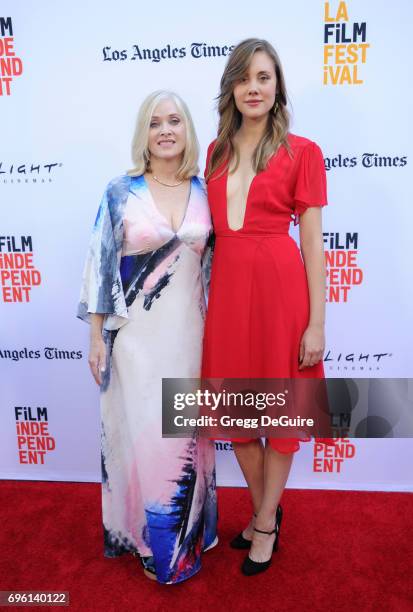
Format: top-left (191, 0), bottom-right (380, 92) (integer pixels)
top-left (223, 144), bottom-right (284, 232)
top-left (143, 175), bottom-right (193, 235)
top-left (224, 166), bottom-right (258, 233)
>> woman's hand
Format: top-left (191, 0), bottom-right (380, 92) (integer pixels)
top-left (298, 324), bottom-right (325, 370)
top-left (88, 333), bottom-right (106, 385)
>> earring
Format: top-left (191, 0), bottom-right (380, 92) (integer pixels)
top-left (272, 100), bottom-right (279, 115)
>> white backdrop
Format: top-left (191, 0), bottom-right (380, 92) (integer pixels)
top-left (1, 0), bottom-right (412, 491)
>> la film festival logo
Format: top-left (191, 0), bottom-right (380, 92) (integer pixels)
top-left (0, 236), bottom-right (41, 303)
top-left (323, 1), bottom-right (370, 85)
top-left (324, 232), bottom-right (363, 303)
top-left (15, 406), bottom-right (56, 465)
top-left (0, 17), bottom-right (23, 96)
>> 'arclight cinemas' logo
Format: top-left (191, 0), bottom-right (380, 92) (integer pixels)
top-left (0, 161), bottom-right (63, 184)
top-left (0, 17), bottom-right (23, 96)
top-left (0, 235), bottom-right (41, 302)
top-left (15, 406), bottom-right (56, 465)
top-left (323, 232), bottom-right (363, 303)
top-left (324, 349), bottom-right (393, 372)
top-left (102, 41), bottom-right (234, 63)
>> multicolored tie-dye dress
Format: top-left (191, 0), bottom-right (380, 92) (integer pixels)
top-left (78, 174), bottom-right (217, 584)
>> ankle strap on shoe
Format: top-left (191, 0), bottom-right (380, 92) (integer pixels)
top-left (253, 527), bottom-right (276, 535)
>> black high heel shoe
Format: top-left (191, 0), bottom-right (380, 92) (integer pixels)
top-left (229, 512), bottom-right (257, 549)
top-left (241, 508), bottom-right (283, 576)
top-left (230, 504), bottom-right (282, 551)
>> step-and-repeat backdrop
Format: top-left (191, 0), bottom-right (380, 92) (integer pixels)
top-left (1, 1), bottom-right (412, 491)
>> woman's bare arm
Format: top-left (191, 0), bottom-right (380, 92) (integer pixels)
top-left (89, 313), bottom-right (106, 384)
top-left (298, 207), bottom-right (326, 369)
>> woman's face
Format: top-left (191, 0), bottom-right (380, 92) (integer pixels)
top-left (232, 50), bottom-right (277, 120)
top-left (147, 98), bottom-right (187, 162)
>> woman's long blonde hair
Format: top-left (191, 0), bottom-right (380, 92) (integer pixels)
top-left (128, 90), bottom-right (199, 179)
top-left (206, 38), bottom-right (290, 181)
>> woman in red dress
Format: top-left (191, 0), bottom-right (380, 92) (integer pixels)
top-left (202, 38), bottom-right (334, 576)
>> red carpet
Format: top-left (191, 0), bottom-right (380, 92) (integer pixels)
top-left (1, 481), bottom-right (412, 611)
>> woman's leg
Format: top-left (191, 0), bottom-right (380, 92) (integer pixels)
top-left (232, 439), bottom-right (265, 538)
top-left (249, 443), bottom-right (294, 562)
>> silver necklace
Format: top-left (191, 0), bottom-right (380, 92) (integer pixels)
top-left (152, 174), bottom-right (184, 187)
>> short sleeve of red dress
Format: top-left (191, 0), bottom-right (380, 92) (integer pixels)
top-left (294, 141), bottom-right (328, 222)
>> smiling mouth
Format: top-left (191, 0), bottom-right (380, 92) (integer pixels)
top-left (158, 140), bottom-right (175, 144)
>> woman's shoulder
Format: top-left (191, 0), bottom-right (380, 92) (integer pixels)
top-left (104, 173), bottom-right (132, 193)
top-left (100, 175), bottom-right (135, 213)
top-left (206, 139), bottom-right (218, 161)
top-left (191, 174), bottom-right (207, 196)
top-left (287, 133), bottom-right (323, 155)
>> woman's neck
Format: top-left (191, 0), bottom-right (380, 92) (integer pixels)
top-left (148, 157), bottom-right (181, 180)
top-left (235, 114), bottom-right (268, 148)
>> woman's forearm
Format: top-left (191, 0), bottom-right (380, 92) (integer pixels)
top-left (90, 313), bottom-right (105, 338)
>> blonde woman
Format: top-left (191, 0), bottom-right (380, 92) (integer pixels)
top-left (203, 39), bottom-right (335, 576)
top-left (78, 91), bottom-right (217, 584)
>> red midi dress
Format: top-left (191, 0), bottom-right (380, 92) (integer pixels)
top-left (201, 133), bottom-right (335, 453)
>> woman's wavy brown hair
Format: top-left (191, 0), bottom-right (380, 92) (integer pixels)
top-left (206, 38), bottom-right (290, 181)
